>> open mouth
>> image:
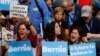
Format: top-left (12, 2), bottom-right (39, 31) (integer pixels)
top-left (19, 33), bottom-right (24, 35)
top-left (71, 37), bottom-right (76, 39)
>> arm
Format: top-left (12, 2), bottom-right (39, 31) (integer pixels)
top-left (24, 17), bottom-right (37, 35)
top-left (37, 0), bottom-right (51, 17)
top-left (87, 19), bottom-right (100, 38)
top-left (87, 33), bottom-right (100, 38)
top-left (28, 23), bottom-right (37, 35)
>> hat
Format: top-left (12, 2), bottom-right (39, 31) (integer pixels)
top-left (81, 5), bottom-right (92, 17)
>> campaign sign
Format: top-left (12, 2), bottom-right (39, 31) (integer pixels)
top-left (69, 42), bottom-right (96, 56)
top-left (10, 5), bottom-right (28, 18)
top-left (8, 41), bottom-right (33, 56)
top-left (0, 0), bottom-right (19, 10)
top-left (42, 41), bottom-right (68, 56)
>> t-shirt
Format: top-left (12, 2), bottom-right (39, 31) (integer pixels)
top-left (16, 35), bottom-right (38, 48)
top-left (73, 16), bottom-right (100, 36)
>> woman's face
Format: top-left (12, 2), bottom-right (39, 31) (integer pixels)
top-left (18, 24), bottom-right (29, 38)
top-left (70, 29), bottom-right (80, 43)
top-left (54, 12), bottom-right (63, 22)
top-left (55, 23), bottom-right (61, 35)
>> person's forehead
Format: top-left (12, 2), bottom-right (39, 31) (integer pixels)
top-left (72, 29), bottom-right (78, 32)
top-left (62, 0), bottom-right (73, 7)
top-left (19, 25), bottom-right (26, 28)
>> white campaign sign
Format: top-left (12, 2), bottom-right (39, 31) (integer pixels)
top-left (10, 5), bottom-right (28, 18)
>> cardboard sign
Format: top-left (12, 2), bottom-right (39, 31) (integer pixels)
top-left (8, 41), bottom-right (33, 56)
top-left (42, 42), bottom-right (68, 56)
top-left (0, 0), bottom-right (19, 10)
top-left (10, 5), bottom-right (28, 18)
top-left (69, 42), bottom-right (96, 56)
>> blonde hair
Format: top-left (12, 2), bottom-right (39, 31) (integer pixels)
top-left (53, 7), bottom-right (65, 21)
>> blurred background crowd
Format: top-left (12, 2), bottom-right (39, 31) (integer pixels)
top-left (0, 0), bottom-right (100, 56)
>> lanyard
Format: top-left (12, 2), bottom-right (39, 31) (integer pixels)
top-left (69, 12), bottom-right (75, 27)
top-left (86, 20), bottom-right (93, 32)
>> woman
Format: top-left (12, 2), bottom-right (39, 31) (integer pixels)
top-left (16, 21), bottom-right (38, 48)
top-left (69, 26), bottom-right (82, 44)
top-left (4, 17), bottom-right (38, 56)
top-left (44, 21), bottom-right (66, 41)
top-left (53, 7), bottom-right (69, 36)
top-left (36, 21), bottom-right (68, 56)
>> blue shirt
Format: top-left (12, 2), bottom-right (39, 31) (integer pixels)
top-left (20, 0), bottom-right (51, 34)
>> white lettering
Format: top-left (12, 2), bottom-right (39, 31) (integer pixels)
top-left (70, 44), bottom-right (95, 51)
top-left (43, 45), bottom-right (67, 53)
top-left (0, 0), bottom-right (18, 4)
top-left (71, 50), bottom-right (93, 56)
top-left (8, 44), bottom-right (32, 52)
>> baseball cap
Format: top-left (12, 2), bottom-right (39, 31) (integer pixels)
top-left (81, 5), bottom-right (92, 17)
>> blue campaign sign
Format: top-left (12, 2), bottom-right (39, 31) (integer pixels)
top-left (8, 41), bottom-right (33, 56)
top-left (42, 41), bottom-right (68, 56)
top-left (0, 0), bottom-right (19, 11)
top-left (69, 42), bottom-right (96, 56)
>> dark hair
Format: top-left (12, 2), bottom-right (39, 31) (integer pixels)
top-left (69, 26), bottom-right (82, 42)
top-left (44, 21), bottom-right (64, 41)
top-left (0, 18), bottom-right (5, 27)
top-left (19, 0), bottom-right (29, 4)
top-left (17, 22), bottom-right (30, 39)
top-left (70, 26), bottom-right (82, 35)
top-left (5, 19), bottom-right (13, 30)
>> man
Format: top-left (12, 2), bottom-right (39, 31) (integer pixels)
top-left (73, 5), bottom-right (100, 54)
top-left (62, 0), bottom-right (81, 28)
top-left (73, 5), bottom-right (100, 39)
top-left (53, 0), bottom-right (81, 34)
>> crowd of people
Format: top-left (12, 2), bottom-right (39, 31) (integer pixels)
top-left (0, 0), bottom-right (100, 56)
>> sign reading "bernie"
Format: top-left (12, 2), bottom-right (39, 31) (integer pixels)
top-left (8, 41), bottom-right (33, 56)
top-left (42, 42), bottom-right (68, 56)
